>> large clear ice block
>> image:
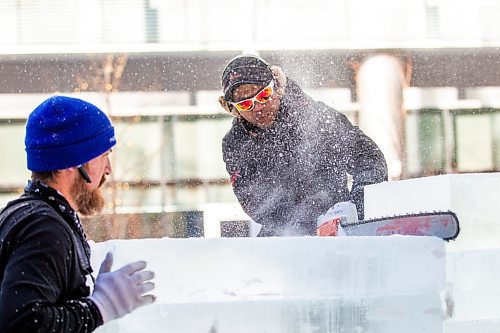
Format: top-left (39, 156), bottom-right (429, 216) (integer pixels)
top-left (96, 294), bottom-right (443, 333)
top-left (444, 247), bottom-right (500, 332)
top-left (91, 236), bottom-right (445, 333)
top-left (364, 173), bottom-right (500, 250)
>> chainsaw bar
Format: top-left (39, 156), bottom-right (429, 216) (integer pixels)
top-left (341, 211), bottom-right (460, 241)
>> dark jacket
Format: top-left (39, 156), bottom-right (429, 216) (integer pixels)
top-left (222, 79), bottom-right (388, 236)
top-left (0, 181), bottom-right (103, 333)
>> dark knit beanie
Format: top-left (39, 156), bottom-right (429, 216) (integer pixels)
top-left (25, 95), bottom-right (116, 171)
top-left (221, 54), bottom-right (274, 101)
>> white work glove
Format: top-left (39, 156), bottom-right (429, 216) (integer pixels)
top-left (316, 201), bottom-right (358, 236)
top-left (89, 252), bottom-right (156, 323)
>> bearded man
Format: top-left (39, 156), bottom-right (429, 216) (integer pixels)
top-left (0, 96), bottom-right (156, 332)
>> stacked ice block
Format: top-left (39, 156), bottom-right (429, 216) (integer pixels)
top-left (445, 248), bottom-right (500, 332)
top-left (92, 236), bottom-right (445, 333)
top-left (364, 173), bottom-right (500, 331)
top-left (364, 173), bottom-right (500, 251)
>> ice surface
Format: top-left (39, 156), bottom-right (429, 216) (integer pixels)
top-left (364, 173), bottom-right (500, 251)
top-left (445, 318), bottom-right (500, 333)
top-left (90, 236), bottom-right (445, 333)
top-left (363, 173), bottom-right (500, 331)
top-left (95, 294), bottom-right (443, 333)
top-left (445, 248), bottom-right (500, 321)
top-left (87, 173), bottom-right (500, 332)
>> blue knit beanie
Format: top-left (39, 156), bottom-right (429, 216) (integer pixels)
top-left (25, 95), bottom-right (116, 171)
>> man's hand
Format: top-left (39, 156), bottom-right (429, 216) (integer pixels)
top-left (317, 216), bottom-right (342, 236)
top-left (316, 202), bottom-right (357, 236)
top-left (89, 252), bottom-right (156, 323)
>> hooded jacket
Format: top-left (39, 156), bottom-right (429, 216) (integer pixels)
top-left (0, 181), bottom-right (103, 333)
top-left (222, 79), bottom-right (388, 236)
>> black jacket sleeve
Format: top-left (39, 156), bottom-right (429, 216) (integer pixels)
top-left (0, 215), bottom-right (102, 333)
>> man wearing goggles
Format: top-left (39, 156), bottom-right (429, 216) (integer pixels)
top-left (219, 55), bottom-right (387, 237)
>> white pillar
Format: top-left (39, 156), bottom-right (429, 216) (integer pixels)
top-left (357, 54), bottom-right (405, 180)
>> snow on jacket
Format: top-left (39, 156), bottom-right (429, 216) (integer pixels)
top-left (222, 79), bottom-right (388, 236)
top-left (0, 181), bottom-right (103, 333)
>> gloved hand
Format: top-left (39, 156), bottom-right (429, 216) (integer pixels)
top-left (316, 202), bottom-right (357, 237)
top-left (89, 252), bottom-right (156, 323)
top-left (317, 216), bottom-right (342, 236)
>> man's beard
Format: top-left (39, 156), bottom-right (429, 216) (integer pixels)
top-left (71, 173), bottom-right (106, 216)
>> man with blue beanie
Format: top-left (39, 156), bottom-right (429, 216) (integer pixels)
top-left (0, 96), bottom-right (156, 332)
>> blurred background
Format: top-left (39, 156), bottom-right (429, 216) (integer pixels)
top-left (0, 0), bottom-right (499, 240)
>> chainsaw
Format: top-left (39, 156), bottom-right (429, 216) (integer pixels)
top-left (316, 202), bottom-right (460, 241)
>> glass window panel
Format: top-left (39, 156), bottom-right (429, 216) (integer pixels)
top-left (101, 186), bottom-right (163, 212)
top-left (112, 118), bottom-right (162, 182)
top-left (0, 1), bottom-right (17, 44)
top-left (174, 186), bottom-right (207, 206)
top-left (101, 0), bottom-right (146, 43)
top-left (205, 183), bottom-right (237, 203)
top-left (83, 210), bottom-right (201, 241)
top-left (455, 113), bottom-right (494, 172)
top-left (16, 0), bottom-right (80, 44)
top-left (171, 119), bottom-right (198, 179)
top-left (404, 112), bottom-right (421, 175)
top-left (256, 1), bottom-right (350, 42)
top-left (348, 2), bottom-right (426, 41)
top-left (3, 0), bottom-right (500, 47)
top-left (0, 122), bottom-right (30, 185)
top-left (170, 184), bottom-right (238, 207)
top-left (493, 111), bottom-right (500, 169)
top-left (418, 110), bottom-right (445, 173)
top-left (172, 117), bottom-right (232, 179)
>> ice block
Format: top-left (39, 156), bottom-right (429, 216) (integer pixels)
top-left (91, 236), bottom-right (445, 333)
top-left (364, 173), bottom-right (500, 250)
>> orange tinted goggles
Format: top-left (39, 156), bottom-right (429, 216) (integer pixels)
top-left (229, 80), bottom-right (274, 112)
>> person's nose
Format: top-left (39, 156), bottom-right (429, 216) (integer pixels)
top-left (253, 102), bottom-right (266, 113)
